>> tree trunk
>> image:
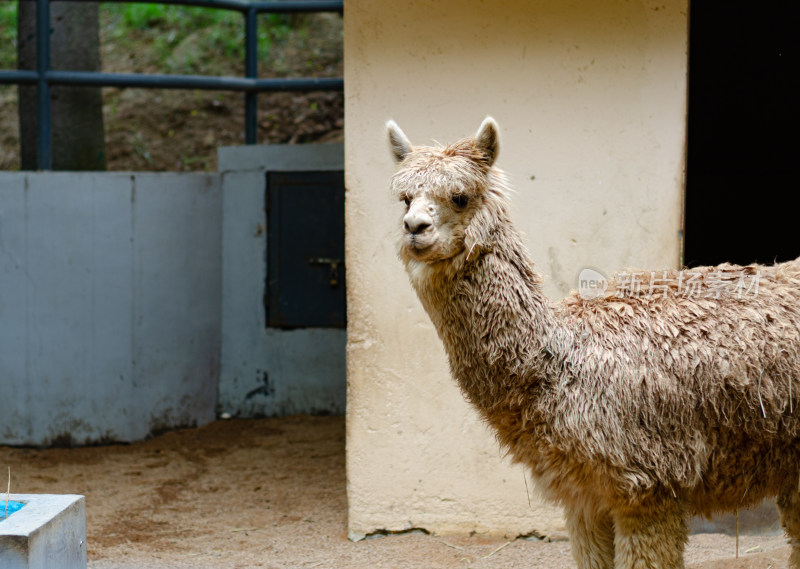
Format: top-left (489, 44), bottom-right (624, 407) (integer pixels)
top-left (18, 1), bottom-right (106, 170)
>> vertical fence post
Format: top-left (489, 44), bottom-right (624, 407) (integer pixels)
top-left (36, 0), bottom-right (52, 170)
top-left (244, 7), bottom-right (258, 145)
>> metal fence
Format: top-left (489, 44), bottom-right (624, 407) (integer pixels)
top-left (0, 0), bottom-right (344, 170)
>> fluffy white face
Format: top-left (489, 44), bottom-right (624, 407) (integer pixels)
top-left (399, 191), bottom-right (472, 263)
top-left (387, 117), bottom-right (501, 267)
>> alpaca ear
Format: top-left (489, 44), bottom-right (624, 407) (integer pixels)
top-left (475, 117), bottom-right (500, 167)
top-left (387, 120), bottom-right (412, 163)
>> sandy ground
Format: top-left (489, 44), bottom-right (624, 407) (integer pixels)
top-left (0, 415), bottom-right (792, 568)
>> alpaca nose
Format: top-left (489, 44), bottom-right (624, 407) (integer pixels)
top-left (403, 211), bottom-right (432, 235)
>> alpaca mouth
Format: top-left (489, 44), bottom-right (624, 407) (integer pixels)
top-left (405, 235), bottom-right (436, 258)
top-left (409, 241), bottom-right (432, 254)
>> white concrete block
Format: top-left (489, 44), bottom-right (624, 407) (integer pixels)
top-left (0, 494), bottom-right (86, 569)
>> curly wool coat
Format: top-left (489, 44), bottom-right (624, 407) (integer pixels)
top-left (389, 117), bottom-right (800, 568)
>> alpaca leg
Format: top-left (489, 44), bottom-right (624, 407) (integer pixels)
top-left (564, 506), bottom-right (615, 569)
top-left (777, 485), bottom-right (800, 568)
top-left (613, 501), bottom-right (688, 569)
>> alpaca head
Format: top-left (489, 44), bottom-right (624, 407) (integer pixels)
top-left (387, 117), bottom-right (510, 267)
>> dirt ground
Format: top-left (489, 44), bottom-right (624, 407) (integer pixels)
top-left (0, 415), bottom-right (792, 569)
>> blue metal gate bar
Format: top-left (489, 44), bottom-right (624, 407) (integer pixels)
top-left (0, 0), bottom-right (344, 170)
top-left (245, 6), bottom-right (259, 145)
top-left (7, 70), bottom-right (344, 92)
top-left (36, 0), bottom-right (51, 170)
top-left (17, 0), bottom-right (342, 10)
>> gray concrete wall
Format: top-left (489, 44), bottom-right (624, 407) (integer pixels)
top-left (217, 144), bottom-right (346, 418)
top-left (0, 172), bottom-right (221, 445)
top-left (0, 145), bottom-right (344, 446)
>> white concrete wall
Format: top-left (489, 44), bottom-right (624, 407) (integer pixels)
top-left (345, 0), bottom-right (688, 538)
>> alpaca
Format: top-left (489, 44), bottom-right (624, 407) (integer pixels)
top-left (387, 117), bottom-right (800, 569)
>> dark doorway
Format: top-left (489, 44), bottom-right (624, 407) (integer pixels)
top-left (265, 170), bottom-right (346, 329)
top-left (684, 1), bottom-right (799, 268)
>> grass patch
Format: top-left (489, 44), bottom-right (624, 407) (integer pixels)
top-left (102, 3), bottom-right (294, 75)
top-left (0, 3), bottom-right (17, 69)
top-left (0, 2), bottom-right (296, 74)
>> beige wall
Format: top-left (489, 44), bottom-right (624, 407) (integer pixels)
top-left (345, 0), bottom-right (688, 539)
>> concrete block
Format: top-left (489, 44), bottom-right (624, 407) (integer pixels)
top-left (0, 494), bottom-right (86, 569)
top-left (691, 499), bottom-right (782, 537)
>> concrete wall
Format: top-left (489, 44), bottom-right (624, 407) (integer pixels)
top-left (345, 0), bottom-right (688, 538)
top-left (0, 172), bottom-right (221, 445)
top-left (0, 144), bottom-right (346, 446)
top-left (217, 144), bottom-right (346, 417)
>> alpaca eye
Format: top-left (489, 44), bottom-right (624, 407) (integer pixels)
top-left (451, 194), bottom-right (469, 209)
top-left (403, 196), bottom-right (411, 207)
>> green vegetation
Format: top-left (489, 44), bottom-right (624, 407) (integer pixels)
top-left (0, 2), bottom-right (296, 74)
top-left (0, 2), bottom-right (342, 171)
top-left (0, 3), bottom-right (17, 69)
top-left (105, 2), bottom-right (294, 73)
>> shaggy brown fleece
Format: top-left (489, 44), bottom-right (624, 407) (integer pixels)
top-left (387, 117), bottom-right (800, 569)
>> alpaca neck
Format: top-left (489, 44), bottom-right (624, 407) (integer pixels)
top-left (407, 221), bottom-right (567, 412)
